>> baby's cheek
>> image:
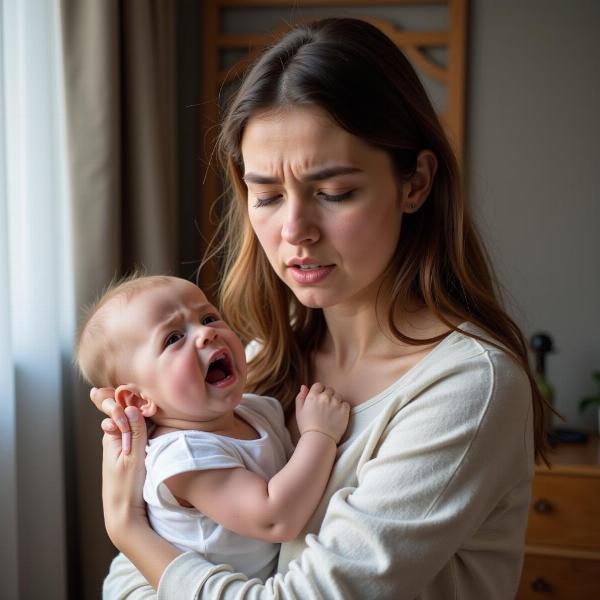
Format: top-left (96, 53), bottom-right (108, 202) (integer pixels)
top-left (171, 353), bottom-right (203, 392)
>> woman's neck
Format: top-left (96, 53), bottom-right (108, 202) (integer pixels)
top-left (312, 300), bottom-right (454, 408)
top-left (321, 302), bottom-right (388, 369)
top-left (321, 297), bottom-right (441, 368)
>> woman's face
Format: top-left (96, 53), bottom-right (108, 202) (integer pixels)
top-left (241, 105), bottom-right (405, 311)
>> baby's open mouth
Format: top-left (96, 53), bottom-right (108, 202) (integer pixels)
top-left (205, 351), bottom-right (233, 384)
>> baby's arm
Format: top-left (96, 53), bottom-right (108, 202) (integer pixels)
top-left (165, 383), bottom-right (349, 543)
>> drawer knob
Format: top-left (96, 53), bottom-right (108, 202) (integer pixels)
top-left (533, 499), bottom-right (553, 514)
top-left (530, 577), bottom-right (552, 593)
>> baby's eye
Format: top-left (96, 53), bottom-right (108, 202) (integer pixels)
top-left (201, 314), bottom-right (219, 325)
top-left (165, 332), bottom-right (184, 347)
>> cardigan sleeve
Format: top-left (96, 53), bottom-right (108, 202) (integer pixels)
top-left (156, 348), bottom-right (533, 600)
top-left (108, 347), bottom-right (534, 600)
top-left (103, 553), bottom-right (156, 600)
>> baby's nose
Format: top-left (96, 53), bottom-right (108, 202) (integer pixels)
top-left (195, 326), bottom-right (217, 348)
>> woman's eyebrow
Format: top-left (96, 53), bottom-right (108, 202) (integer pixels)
top-left (243, 165), bottom-right (362, 184)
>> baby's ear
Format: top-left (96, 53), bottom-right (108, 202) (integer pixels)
top-left (115, 384), bottom-right (157, 418)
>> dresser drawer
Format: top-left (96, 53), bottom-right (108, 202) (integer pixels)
top-left (526, 474), bottom-right (600, 550)
top-left (517, 554), bottom-right (600, 599)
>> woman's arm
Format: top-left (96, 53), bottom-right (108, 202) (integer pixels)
top-left (104, 350), bottom-right (533, 599)
top-left (102, 554), bottom-right (157, 600)
top-left (151, 350), bottom-right (533, 600)
top-left (101, 406), bottom-right (181, 592)
top-left (100, 385), bottom-right (347, 591)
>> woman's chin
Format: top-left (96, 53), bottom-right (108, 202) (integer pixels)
top-left (291, 289), bottom-right (336, 310)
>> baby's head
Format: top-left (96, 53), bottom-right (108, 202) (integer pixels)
top-left (76, 275), bottom-right (247, 426)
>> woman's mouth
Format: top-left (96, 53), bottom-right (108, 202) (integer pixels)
top-left (289, 264), bottom-right (335, 284)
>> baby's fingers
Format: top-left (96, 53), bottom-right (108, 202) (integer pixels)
top-left (308, 382), bottom-right (325, 395)
top-left (333, 393), bottom-right (346, 406)
top-left (295, 385), bottom-right (309, 410)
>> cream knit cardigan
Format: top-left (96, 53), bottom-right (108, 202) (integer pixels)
top-left (104, 323), bottom-right (534, 600)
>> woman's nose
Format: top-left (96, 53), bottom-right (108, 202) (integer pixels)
top-left (281, 200), bottom-right (319, 246)
top-left (195, 326), bottom-right (217, 349)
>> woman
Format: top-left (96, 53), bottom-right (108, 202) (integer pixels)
top-left (93, 18), bottom-right (547, 599)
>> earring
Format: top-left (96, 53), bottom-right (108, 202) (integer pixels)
top-left (407, 203), bottom-right (416, 210)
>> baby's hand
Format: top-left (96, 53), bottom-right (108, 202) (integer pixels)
top-left (295, 382), bottom-right (350, 445)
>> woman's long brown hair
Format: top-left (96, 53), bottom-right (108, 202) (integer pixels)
top-left (206, 18), bottom-right (549, 463)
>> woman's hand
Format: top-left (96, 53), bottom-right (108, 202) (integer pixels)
top-left (101, 405), bottom-right (148, 548)
top-left (101, 403), bottom-right (182, 588)
top-left (90, 386), bottom-right (132, 454)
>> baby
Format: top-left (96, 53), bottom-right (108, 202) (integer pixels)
top-left (76, 274), bottom-right (349, 581)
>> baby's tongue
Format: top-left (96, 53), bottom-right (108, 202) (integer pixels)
top-left (206, 367), bottom-right (226, 383)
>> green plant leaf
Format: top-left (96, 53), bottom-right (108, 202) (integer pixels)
top-left (579, 396), bottom-right (600, 412)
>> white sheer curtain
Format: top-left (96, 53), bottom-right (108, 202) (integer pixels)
top-left (0, 0), bottom-right (71, 597)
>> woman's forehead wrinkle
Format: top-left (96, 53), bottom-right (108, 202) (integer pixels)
top-left (288, 156), bottom-right (317, 182)
top-left (278, 138), bottom-right (352, 175)
top-left (243, 108), bottom-right (369, 190)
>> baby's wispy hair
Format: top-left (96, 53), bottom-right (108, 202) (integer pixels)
top-left (74, 269), bottom-right (175, 388)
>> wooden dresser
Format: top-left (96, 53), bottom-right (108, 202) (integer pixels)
top-left (516, 436), bottom-right (600, 599)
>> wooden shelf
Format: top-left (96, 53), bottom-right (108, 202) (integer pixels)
top-left (538, 435), bottom-right (600, 477)
top-left (517, 436), bottom-right (600, 599)
top-left (525, 544), bottom-right (600, 561)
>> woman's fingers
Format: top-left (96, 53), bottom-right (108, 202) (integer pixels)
top-left (90, 388), bottom-right (129, 433)
top-left (103, 399), bottom-right (132, 453)
top-left (90, 387), bottom-right (132, 454)
top-left (125, 406), bottom-right (147, 449)
top-left (101, 405), bottom-right (149, 546)
top-left (101, 418), bottom-right (119, 434)
top-left (101, 419), bottom-right (132, 454)
top-left (90, 386), bottom-right (116, 412)
top-left (100, 409), bottom-right (145, 458)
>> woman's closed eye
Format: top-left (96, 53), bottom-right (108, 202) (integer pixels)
top-left (252, 189), bottom-right (355, 208)
top-left (316, 189), bottom-right (355, 202)
top-left (252, 194), bottom-right (281, 208)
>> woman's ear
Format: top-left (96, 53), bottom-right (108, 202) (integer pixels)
top-left (402, 149), bottom-right (438, 213)
top-left (114, 384), bottom-right (157, 418)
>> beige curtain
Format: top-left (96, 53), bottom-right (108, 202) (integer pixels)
top-left (60, 1), bottom-right (177, 597)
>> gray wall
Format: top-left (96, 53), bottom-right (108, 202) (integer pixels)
top-left (211, 1), bottom-right (600, 430)
top-left (468, 0), bottom-right (600, 431)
